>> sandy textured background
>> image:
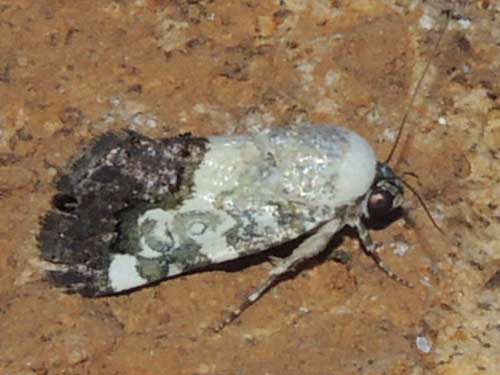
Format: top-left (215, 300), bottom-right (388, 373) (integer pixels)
top-left (1, 0), bottom-right (499, 374)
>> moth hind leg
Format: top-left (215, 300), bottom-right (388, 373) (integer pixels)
top-left (212, 219), bottom-right (342, 332)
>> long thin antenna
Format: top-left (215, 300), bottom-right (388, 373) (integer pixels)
top-left (400, 178), bottom-right (444, 234)
top-left (385, 9), bottom-right (452, 163)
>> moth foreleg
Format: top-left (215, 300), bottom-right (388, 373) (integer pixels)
top-left (355, 220), bottom-right (412, 287)
top-left (213, 219), bottom-right (342, 332)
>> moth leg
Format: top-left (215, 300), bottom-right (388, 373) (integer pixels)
top-left (401, 203), bottom-right (417, 229)
top-left (355, 221), bottom-right (413, 287)
top-left (213, 219), bottom-right (341, 332)
top-left (267, 255), bottom-right (282, 267)
top-left (326, 248), bottom-right (352, 266)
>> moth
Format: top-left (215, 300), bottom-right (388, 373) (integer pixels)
top-left (39, 124), bottom-right (405, 325)
top-left (39, 10), bottom-right (449, 330)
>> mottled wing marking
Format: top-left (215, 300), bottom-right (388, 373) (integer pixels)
top-left (39, 131), bottom-right (208, 296)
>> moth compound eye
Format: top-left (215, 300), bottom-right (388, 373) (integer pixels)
top-left (367, 189), bottom-right (395, 218)
top-left (52, 194), bottom-right (78, 213)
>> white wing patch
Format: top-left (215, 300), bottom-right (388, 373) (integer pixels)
top-left (126, 125), bottom-right (377, 287)
top-left (109, 254), bottom-right (147, 292)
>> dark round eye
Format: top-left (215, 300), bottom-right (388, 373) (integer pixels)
top-left (367, 190), bottom-right (394, 218)
top-left (52, 194), bottom-right (78, 213)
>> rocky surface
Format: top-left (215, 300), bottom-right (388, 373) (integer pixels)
top-left (0, 0), bottom-right (499, 374)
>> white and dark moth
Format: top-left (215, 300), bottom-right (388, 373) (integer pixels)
top-left (39, 125), bottom-right (408, 324)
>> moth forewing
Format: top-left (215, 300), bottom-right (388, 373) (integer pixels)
top-left (39, 125), bottom-right (379, 297)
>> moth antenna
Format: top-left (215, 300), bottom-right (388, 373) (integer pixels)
top-left (401, 171), bottom-right (419, 180)
top-left (385, 8), bottom-right (452, 164)
top-left (400, 178), bottom-right (444, 234)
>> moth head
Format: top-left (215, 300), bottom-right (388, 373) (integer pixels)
top-left (366, 162), bottom-right (404, 218)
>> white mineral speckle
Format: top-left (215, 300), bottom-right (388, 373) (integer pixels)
top-left (102, 97), bottom-right (160, 130)
top-left (457, 18), bottom-right (472, 29)
top-left (314, 97), bottom-right (339, 115)
top-left (131, 112), bottom-right (157, 129)
top-left (243, 333), bottom-right (256, 343)
top-left (438, 116), bottom-right (448, 126)
top-left (109, 254), bottom-right (147, 292)
top-left (377, 127), bottom-right (397, 143)
top-left (238, 109), bottom-right (275, 133)
top-left (298, 306), bottom-right (310, 315)
top-left (416, 335), bottom-right (432, 354)
top-left (419, 14), bottom-right (434, 30)
top-left (420, 276), bottom-right (433, 288)
top-left (390, 240), bottom-right (413, 256)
